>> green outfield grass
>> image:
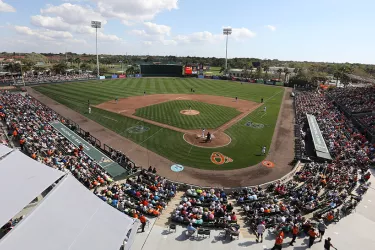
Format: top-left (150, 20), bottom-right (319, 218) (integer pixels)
top-left (34, 78), bottom-right (284, 170)
top-left (134, 100), bottom-right (241, 130)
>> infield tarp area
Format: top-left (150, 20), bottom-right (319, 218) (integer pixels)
top-left (306, 114), bottom-right (332, 160)
top-left (50, 121), bottom-right (127, 179)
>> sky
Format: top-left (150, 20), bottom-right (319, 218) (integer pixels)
top-left (1, 0), bottom-right (375, 64)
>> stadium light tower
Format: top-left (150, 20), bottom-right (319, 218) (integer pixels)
top-left (223, 27), bottom-right (232, 74)
top-left (91, 21), bottom-right (101, 78)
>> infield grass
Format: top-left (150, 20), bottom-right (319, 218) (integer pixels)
top-left (34, 78), bottom-right (284, 170)
top-left (134, 100), bottom-right (241, 130)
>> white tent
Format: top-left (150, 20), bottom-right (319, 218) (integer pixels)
top-left (0, 150), bottom-right (64, 227)
top-left (0, 174), bottom-right (136, 250)
top-left (0, 144), bottom-right (12, 158)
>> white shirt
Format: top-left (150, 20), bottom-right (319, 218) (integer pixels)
top-left (257, 224), bottom-right (265, 234)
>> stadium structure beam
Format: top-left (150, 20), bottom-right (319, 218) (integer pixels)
top-left (223, 27), bottom-right (232, 74)
top-left (91, 21), bottom-right (101, 78)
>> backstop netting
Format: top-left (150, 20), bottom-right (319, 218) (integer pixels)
top-left (140, 65), bottom-right (183, 77)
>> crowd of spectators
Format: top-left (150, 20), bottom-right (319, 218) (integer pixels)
top-left (1, 73), bottom-right (96, 85)
top-left (171, 188), bottom-right (235, 226)
top-left (97, 169), bottom-right (176, 218)
top-left (358, 114), bottom-right (375, 135)
top-left (0, 92), bottom-right (137, 189)
top-left (327, 86), bottom-right (375, 114)
top-left (295, 91), bottom-right (375, 164)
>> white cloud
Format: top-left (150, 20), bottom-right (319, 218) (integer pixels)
top-left (231, 27), bottom-right (256, 40)
top-left (129, 29), bottom-right (148, 37)
top-left (160, 39), bottom-right (177, 46)
top-left (41, 3), bottom-right (107, 26)
top-left (31, 15), bottom-right (70, 31)
top-left (14, 25), bottom-right (73, 41)
top-left (266, 25), bottom-right (276, 31)
top-left (143, 41), bottom-right (153, 46)
top-left (143, 22), bottom-right (171, 36)
top-left (93, 0), bottom-right (178, 22)
top-left (174, 31), bottom-right (223, 44)
top-left (97, 32), bottom-right (121, 42)
top-left (0, 0), bottom-right (16, 12)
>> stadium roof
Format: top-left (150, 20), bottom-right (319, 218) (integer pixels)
top-left (346, 73), bottom-right (375, 84)
top-left (0, 174), bottom-right (136, 250)
top-left (0, 144), bottom-right (138, 250)
top-left (0, 149), bottom-right (64, 227)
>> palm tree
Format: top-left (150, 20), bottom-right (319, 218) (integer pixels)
top-left (52, 62), bottom-right (68, 74)
top-left (277, 68), bottom-right (283, 80)
top-left (4, 63), bottom-right (21, 74)
top-left (74, 58), bottom-right (81, 70)
top-left (293, 68), bottom-right (300, 75)
top-left (333, 71), bottom-right (341, 87)
top-left (341, 73), bottom-right (350, 88)
top-left (126, 66), bottom-right (135, 75)
top-left (283, 67), bottom-right (290, 82)
top-left (263, 65), bottom-right (270, 78)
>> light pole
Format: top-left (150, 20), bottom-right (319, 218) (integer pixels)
top-left (91, 21), bottom-right (101, 78)
top-left (223, 27), bottom-right (232, 74)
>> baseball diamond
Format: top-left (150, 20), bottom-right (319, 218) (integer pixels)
top-left (31, 78), bottom-right (293, 187)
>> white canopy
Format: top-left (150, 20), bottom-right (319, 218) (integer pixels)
top-left (0, 174), bottom-right (136, 250)
top-left (0, 144), bottom-right (12, 158)
top-left (0, 150), bottom-right (64, 227)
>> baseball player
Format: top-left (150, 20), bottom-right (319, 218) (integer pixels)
top-left (263, 106), bottom-right (267, 112)
top-left (235, 96), bottom-right (238, 102)
top-left (88, 106), bottom-right (91, 114)
top-left (115, 97), bottom-right (118, 103)
top-left (262, 146), bottom-right (266, 155)
top-left (202, 128), bottom-right (205, 138)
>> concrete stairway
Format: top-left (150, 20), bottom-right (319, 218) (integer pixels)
top-left (229, 198), bottom-right (255, 239)
top-left (155, 191), bottom-right (184, 227)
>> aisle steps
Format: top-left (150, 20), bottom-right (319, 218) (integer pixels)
top-left (155, 191), bottom-right (184, 227)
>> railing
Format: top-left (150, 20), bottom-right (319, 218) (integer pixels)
top-left (141, 160), bottom-right (301, 192)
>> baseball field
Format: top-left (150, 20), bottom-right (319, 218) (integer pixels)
top-left (34, 78), bottom-right (284, 171)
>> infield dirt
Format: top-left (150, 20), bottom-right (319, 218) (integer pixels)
top-left (95, 94), bottom-right (261, 148)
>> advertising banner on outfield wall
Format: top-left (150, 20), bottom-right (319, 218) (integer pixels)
top-left (135, 74), bottom-right (142, 78)
top-left (119, 75), bottom-right (126, 79)
top-left (99, 76), bottom-right (105, 80)
top-left (112, 74), bottom-right (118, 79)
top-left (105, 76), bottom-right (112, 79)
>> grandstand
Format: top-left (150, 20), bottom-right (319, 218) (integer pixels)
top-left (0, 82), bottom-right (374, 250)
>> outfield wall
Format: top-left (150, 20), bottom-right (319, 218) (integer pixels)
top-left (140, 65), bottom-right (183, 77)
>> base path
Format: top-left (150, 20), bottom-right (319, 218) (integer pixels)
top-left (27, 87), bottom-right (295, 187)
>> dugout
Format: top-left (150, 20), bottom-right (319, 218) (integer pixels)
top-left (140, 64), bottom-right (183, 77)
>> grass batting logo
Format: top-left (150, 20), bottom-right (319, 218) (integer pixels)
top-left (210, 152), bottom-right (233, 165)
top-left (126, 125), bottom-right (150, 134)
top-left (245, 121), bottom-right (265, 129)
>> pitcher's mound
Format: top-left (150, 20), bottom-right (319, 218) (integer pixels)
top-left (183, 131), bottom-right (231, 148)
top-left (180, 110), bottom-right (200, 116)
